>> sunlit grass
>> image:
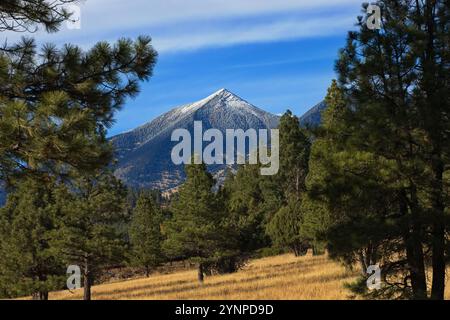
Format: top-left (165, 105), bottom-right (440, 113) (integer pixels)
top-left (46, 253), bottom-right (450, 300)
top-left (49, 253), bottom-right (359, 300)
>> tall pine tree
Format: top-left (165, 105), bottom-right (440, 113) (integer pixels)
top-left (0, 178), bottom-right (65, 299)
top-left (266, 110), bottom-right (311, 255)
top-left (128, 191), bottom-right (164, 277)
top-left (52, 171), bottom-right (128, 300)
top-left (307, 0), bottom-right (450, 299)
top-left (164, 163), bottom-right (228, 283)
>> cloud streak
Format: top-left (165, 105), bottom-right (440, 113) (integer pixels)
top-left (2, 0), bottom-right (362, 53)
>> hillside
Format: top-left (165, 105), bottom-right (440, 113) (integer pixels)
top-left (299, 101), bottom-right (327, 127)
top-left (49, 254), bottom-right (358, 300)
top-left (111, 89), bottom-right (280, 190)
top-left (0, 96), bottom-right (325, 205)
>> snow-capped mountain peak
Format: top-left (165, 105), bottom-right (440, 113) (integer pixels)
top-left (111, 89), bottom-right (280, 190)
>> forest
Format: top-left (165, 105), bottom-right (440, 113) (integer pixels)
top-left (0, 0), bottom-right (448, 301)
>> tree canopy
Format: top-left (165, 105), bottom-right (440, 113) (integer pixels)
top-left (0, 0), bottom-right (78, 33)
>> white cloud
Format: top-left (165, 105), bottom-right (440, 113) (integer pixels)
top-left (81, 0), bottom-right (362, 29)
top-left (1, 0), bottom-right (362, 52)
top-left (153, 15), bottom-right (355, 52)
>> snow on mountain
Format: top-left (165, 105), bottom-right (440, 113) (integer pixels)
top-left (0, 91), bottom-right (326, 203)
top-left (111, 89), bottom-right (280, 191)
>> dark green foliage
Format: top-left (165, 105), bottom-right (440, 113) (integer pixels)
top-left (0, 0), bottom-right (77, 33)
top-left (0, 0), bottom-right (158, 300)
top-left (51, 171), bottom-right (128, 300)
top-left (277, 110), bottom-right (311, 200)
top-left (128, 191), bottom-right (164, 277)
top-left (307, 79), bottom-right (406, 297)
top-left (265, 110), bottom-right (311, 255)
top-left (0, 178), bottom-right (65, 299)
top-left (307, 0), bottom-right (450, 299)
top-left (164, 163), bottom-right (234, 282)
top-left (266, 200), bottom-right (307, 256)
top-left (0, 36), bottom-right (157, 183)
top-left (300, 196), bottom-right (330, 255)
top-left (223, 165), bottom-right (282, 254)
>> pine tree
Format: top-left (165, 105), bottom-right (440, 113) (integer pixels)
top-left (128, 191), bottom-right (164, 277)
top-left (307, 79), bottom-right (404, 298)
top-left (0, 1), bottom-right (157, 188)
top-left (164, 163), bottom-right (227, 283)
top-left (0, 178), bottom-right (65, 299)
top-left (266, 199), bottom-right (307, 256)
top-left (277, 110), bottom-right (311, 200)
top-left (0, 36), bottom-right (157, 184)
top-left (265, 110), bottom-right (311, 255)
top-left (0, 0), bottom-right (78, 33)
top-left (223, 164), bottom-right (282, 254)
top-left (307, 0), bottom-right (450, 299)
top-left (51, 171), bottom-right (128, 300)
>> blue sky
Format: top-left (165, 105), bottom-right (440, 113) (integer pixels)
top-left (5, 0), bottom-right (364, 135)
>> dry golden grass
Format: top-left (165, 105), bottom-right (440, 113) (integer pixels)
top-left (49, 253), bottom-right (360, 300)
top-left (46, 253), bottom-right (450, 300)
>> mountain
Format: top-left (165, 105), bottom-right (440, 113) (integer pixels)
top-left (0, 91), bottom-right (326, 204)
top-left (111, 89), bottom-right (280, 191)
top-left (299, 101), bottom-right (326, 127)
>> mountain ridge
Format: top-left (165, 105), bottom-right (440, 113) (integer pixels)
top-left (111, 89), bottom-right (282, 191)
top-left (0, 90), bottom-right (325, 205)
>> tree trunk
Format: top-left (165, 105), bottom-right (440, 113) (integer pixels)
top-left (405, 234), bottom-right (427, 300)
top-left (83, 258), bottom-right (92, 301)
top-left (402, 190), bottom-right (427, 300)
top-left (358, 251), bottom-right (368, 277)
top-left (431, 221), bottom-right (445, 300)
top-left (292, 244), bottom-right (299, 257)
top-left (430, 158), bottom-right (446, 300)
top-left (32, 291), bottom-right (48, 300)
top-left (198, 263), bottom-right (204, 284)
top-left (83, 273), bottom-right (91, 300)
top-left (145, 266), bottom-right (150, 278)
top-left (422, 0), bottom-right (445, 300)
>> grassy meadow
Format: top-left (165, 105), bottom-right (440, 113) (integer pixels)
top-left (49, 253), bottom-right (359, 300)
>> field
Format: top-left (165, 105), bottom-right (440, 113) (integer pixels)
top-left (50, 253), bottom-right (360, 300)
top-left (38, 253), bottom-right (450, 300)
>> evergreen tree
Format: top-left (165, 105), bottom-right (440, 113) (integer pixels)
top-left (266, 199), bottom-right (307, 256)
top-left (223, 164), bottom-right (282, 254)
top-left (265, 110), bottom-right (311, 255)
top-left (0, 0), bottom-right (78, 33)
top-left (164, 163), bottom-right (228, 283)
top-left (307, 80), bottom-right (405, 298)
top-left (0, 178), bottom-right (64, 299)
top-left (307, 0), bottom-right (450, 299)
top-left (128, 191), bottom-right (164, 277)
top-left (0, 36), bottom-right (157, 184)
top-left (0, 0), bottom-right (157, 191)
top-left (51, 171), bottom-right (128, 300)
top-left (277, 110), bottom-right (311, 200)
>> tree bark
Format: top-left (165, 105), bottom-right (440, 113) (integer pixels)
top-left (83, 257), bottom-right (92, 301)
top-left (405, 234), bottom-right (427, 300)
top-left (83, 273), bottom-right (91, 300)
top-left (421, 0), bottom-right (446, 301)
top-left (431, 221), bottom-right (445, 300)
top-left (402, 189), bottom-right (427, 300)
top-left (430, 157), bottom-right (446, 300)
top-left (32, 291), bottom-right (48, 300)
top-left (198, 263), bottom-right (204, 284)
